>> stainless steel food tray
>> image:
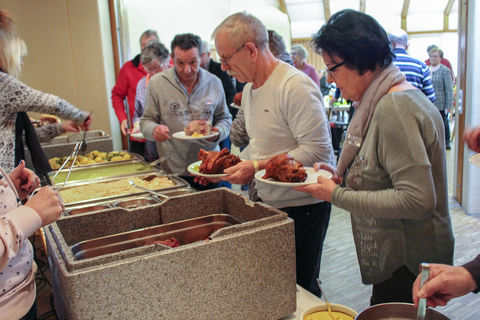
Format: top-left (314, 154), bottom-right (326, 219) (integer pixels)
top-left (49, 159), bottom-right (160, 186)
top-left (71, 214), bottom-right (241, 260)
top-left (57, 172), bottom-right (188, 207)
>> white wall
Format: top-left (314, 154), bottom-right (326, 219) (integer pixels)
top-left (461, 0), bottom-right (480, 215)
top-left (119, 0), bottom-right (290, 63)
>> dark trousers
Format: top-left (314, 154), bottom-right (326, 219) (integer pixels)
top-left (280, 201), bottom-right (331, 298)
top-left (439, 110), bottom-right (451, 146)
top-left (21, 299), bottom-right (37, 320)
top-left (129, 140), bottom-right (146, 158)
top-left (370, 265), bottom-right (417, 305)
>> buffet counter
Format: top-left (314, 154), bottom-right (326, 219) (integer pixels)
top-left (283, 285), bottom-right (325, 319)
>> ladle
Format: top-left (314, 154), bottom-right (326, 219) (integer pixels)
top-left (317, 278), bottom-right (336, 320)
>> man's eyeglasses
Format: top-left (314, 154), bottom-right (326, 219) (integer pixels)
top-left (324, 60), bottom-right (346, 75)
top-left (219, 43), bottom-right (246, 65)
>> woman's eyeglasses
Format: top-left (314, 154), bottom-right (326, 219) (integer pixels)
top-left (325, 60), bottom-right (346, 75)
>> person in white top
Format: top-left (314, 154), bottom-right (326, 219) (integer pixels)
top-left (0, 161), bottom-right (63, 320)
top-left (211, 12), bottom-right (335, 297)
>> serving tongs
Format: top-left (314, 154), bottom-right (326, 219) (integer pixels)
top-left (50, 141), bottom-right (83, 184)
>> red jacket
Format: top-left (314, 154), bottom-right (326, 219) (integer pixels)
top-left (111, 54), bottom-right (146, 132)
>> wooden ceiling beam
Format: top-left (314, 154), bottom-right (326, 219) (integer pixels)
top-left (401, 0), bottom-right (410, 31)
top-left (359, 0), bottom-right (366, 12)
top-left (323, 0), bottom-right (331, 21)
top-left (444, 0), bottom-right (455, 31)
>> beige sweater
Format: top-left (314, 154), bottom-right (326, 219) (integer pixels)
top-left (332, 89), bottom-right (454, 284)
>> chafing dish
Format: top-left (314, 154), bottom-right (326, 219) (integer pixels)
top-left (56, 172), bottom-right (188, 207)
top-left (112, 196), bottom-right (161, 210)
top-left (49, 159), bottom-right (157, 185)
top-left (65, 203), bottom-right (112, 216)
top-left (71, 214), bottom-right (241, 260)
top-left (355, 303), bottom-right (450, 320)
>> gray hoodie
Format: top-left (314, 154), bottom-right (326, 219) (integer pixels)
top-left (141, 68), bottom-right (232, 175)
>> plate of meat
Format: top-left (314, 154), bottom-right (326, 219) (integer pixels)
top-left (174, 119), bottom-right (219, 140)
top-left (187, 148), bottom-right (241, 177)
top-left (254, 154), bottom-right (332, 186)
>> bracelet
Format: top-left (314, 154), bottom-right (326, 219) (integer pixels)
top-left (252, 160), bottom-right (259, 172)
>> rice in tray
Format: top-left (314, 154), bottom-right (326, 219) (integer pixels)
top-left (59, 175), bottom-right (175, 204)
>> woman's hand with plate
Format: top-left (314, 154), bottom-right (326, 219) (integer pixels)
top-left (293, 162), bottom-right (340, 202)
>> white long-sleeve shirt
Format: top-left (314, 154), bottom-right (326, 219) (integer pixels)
top-left (240, 61), bottom-right (335, 208)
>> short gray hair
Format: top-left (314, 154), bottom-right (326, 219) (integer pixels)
top-left (201, 40), bottom-right (210, 54)
top-left (140, 41), bottom-right (169, 65)
top-left (292, 44), bottom-right (307, 60)
top-left (388, 28), bottom-right (408, 46)
top-left (212, 12), bottom-right (268, 49)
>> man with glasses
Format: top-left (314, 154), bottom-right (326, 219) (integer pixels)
top-left (212, 12), bottom-right (335, 297)
top-left (140, 33), bottom-right (232, 189)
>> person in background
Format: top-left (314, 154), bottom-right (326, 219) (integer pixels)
top-left (130, 41), bottom-right (170, 162)
top-left (213, 12), bottom-right (335, 297)
top-left (111, 29), bottom-right (158, 155)
top-left (388, 29), bottom-right (436, 103)
top-left (318, 69), bottom-right (331, 97)
top-left (140, 33), bottom-right (232, 190)
top-left (429, 46), bottom-right (453, 150)
top-left (267, 30), bottom-right (294, 66)
top-left (411, 127), bottom-right (480, 308)
top-left (425, 44), bottom-right (455, 82)
top-left (295, 9), bottom-right (454, 305)
top-left (291, 44), bottom-right (319, 86)
top-left (0, 9), bottom-right (91, 174)
top-left (0, 161), bottom-right (63, 320)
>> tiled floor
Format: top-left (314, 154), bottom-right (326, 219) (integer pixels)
top-left (35, 144), bottom-right (479, 319)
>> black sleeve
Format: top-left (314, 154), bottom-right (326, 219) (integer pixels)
top-left (462, 254), bottom-right (480, 293)
top-left (219, 72), bottom-right (236, 106)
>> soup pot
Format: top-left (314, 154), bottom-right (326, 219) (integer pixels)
top-left (355, 303), bottom-right (450, 320)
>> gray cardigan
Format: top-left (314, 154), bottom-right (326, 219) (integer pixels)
top-left (332, 89), bottom-right (454, 284)
top-left (431, 64), bottom-right (453, 111)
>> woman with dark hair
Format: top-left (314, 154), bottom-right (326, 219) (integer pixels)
top-left (295, 9), bottom-right (454, 305)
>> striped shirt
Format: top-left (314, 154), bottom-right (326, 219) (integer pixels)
top-left (393, 48), bottom-right (436, 102)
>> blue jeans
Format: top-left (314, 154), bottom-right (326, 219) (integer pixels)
top-left (280, 201), bottom-right (331, 298)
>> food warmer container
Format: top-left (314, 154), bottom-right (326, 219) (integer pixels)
top-left (54, 172), bottom-right (189, 207)
top-left (25, 130), bottom-right (113, 169)
top-left (45, 188), bottom-right (296, 319)
top-left (48, 159), bottom-right (158, 185)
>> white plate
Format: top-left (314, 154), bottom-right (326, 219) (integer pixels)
top-left (255, 167), bottom-right (332, 186)
top-left (469, 153), bottom-right (480, 168)
top-left (130, 132), bottom-right (144, 139)
top-left (172, 131), bottom-right (219, 140)
top-left (187, 160), bottom-right (230, 178)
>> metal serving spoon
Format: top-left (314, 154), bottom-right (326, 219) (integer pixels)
top-left (417, 263), bottom-right (430, 320)
top-left (128, 180), bottom-right (168, 200)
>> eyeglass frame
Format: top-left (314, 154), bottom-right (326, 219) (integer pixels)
top-left (324, 60), bottom-right (347, 75)
top-left (219, 43), bottom-right (247, 65)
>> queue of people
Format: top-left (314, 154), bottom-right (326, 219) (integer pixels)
top-left (1, 4), bottom-right (478, 319)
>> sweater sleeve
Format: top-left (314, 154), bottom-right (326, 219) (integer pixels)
top-left (283, 74), bottom-right (334, 167)
top-left (462, 255), bottom-right (480, 293)
top-left (35, 123), bottom-right (64, 143)
top-left (140, 79), bottom-right (162, 141)
top-left (1, 73), bottom-right (88, 124)
top-left (0, 206), bottom-right (41, 271)
top-left (111, 63), bottom-right (130, 123)
top-left (230, 108), bottom-right (250, 149)
top-left (211, 79), bottom-right (232, 143)
top-left (331, 95), bottom-right (437, 220)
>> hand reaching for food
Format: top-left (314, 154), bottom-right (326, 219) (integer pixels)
top-left (8, 160), bottom-right (40, 200)
top-left (25, 186), bottom-right (63, 226)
